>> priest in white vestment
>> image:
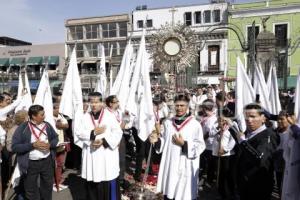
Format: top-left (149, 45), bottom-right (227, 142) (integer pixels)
top-left (150, 94), bottom-right (205, 200)
top-left (77, 92), bottom-right (123, 200)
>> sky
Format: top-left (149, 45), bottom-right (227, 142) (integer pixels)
top-left (0, 0), bottom-right (253, 44)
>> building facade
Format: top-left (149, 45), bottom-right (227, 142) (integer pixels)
top-left (0, 36), bottom-right (31, 47)
top-left (0, 43), bottom-right (65, 93)
top-left (65, 14), bottom-right (130, 94)
top-left (131, 2), bottom-right (228, 87)
top-left (228, 0), bottom-right (300, 88)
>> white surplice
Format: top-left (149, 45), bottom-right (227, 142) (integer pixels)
top-left (78, 108), bottom-right (123, 182)
top-left (156, 117), bottom-right (206, 200)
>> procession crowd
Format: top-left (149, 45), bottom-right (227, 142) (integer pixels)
top-left (0, 84), bottom-right (299, 200)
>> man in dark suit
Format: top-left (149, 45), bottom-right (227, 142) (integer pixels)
top-left (235, 103), bottom-right (279, 200)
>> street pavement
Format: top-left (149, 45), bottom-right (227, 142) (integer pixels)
top-left (5, 169), bottom-right (281, 200)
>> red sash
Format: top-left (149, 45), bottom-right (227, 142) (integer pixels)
top-left (29, 122), bottom-right (47, 140)
top-left (90, 109), bottom-right (104, 128)
top-left (172, 116), bottom-right (193, 132)
top-left (154, 109), bottom-right (160, 122)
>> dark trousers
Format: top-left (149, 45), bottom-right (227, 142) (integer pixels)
top-left (215, 155), bottom-right (236, 200)
top-left (275, 171), bottom-right (283, 196)
top-left (238, 175), bottom-right (273, 200)
top-left (119, 135), bottom-right (126, 181)
top-left (86, 178), bottom-right (120, 200)
top-left (65, 119), bottom-right (81, 170)
top-left (23, 156), bottom-right (54, 200)
top-left (132, 127), bottom-right (145, 179)
top-left (200, 149), bottom-right (215, 184)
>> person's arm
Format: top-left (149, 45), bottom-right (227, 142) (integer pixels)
top-left (243, 132), bottom-right (278, 179)
top-left (151, 121), bottom-right (168, 154)
top-left (221, 131), bottom-right (236, 153)
top-left (184, 122), bottom-right (206, 159)
top-left (0, 97), bottom-right (23, 117)
top-left (101, 115), bottom-right (123, 150)
top-left (5, 127), bottom-right (16, 152)
top-left (12, 123), bottom-right (34, 154)
top-left (290, 124), bottom-right (300, 139)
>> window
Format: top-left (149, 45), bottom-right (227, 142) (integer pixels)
top-left (85, 43), bottom-right (98, 57)
top-left (110, 42), bottom-right (117, 56)
top-left (275, 24), bottom-right (288, 47)
top-left (68, 27), bottom-right (75, 40)
top-left (184, 12), bottom-right (192, 26)
top-left (119, 22), bottom-right (127, 37)
top-left (76, 43), bottom-right (84, 58)
top-left (204, 10), bottom-right (211, 23)
top-left (103, 42), bottom-right (117, 56)
top-left (277, 52), bottom-right (287, 78)
top-left (102, 23), bottom-right (117, 38)
top-left (110, 23), bottom-right (117, 37)
top-left (137, 20), bottom-right (143, 28)
top-left (86, 25), bottom-right (98, 39)
top-left (213, 10), bottom-right (221, 23)
top-left (103, 42), bottom-right (110, 56)
top-left (208, 45), bottom-right (220, 71)
top-left (69, 26), bottom-right (83, 40)
top-left (146, 19), bottom-right (153, 28)
top-left (247, 26), bottom-right (260, 43)
top-left (195, 11), bottom-right (201, 24)
top-left (118, 41), bottom-right (127, 55)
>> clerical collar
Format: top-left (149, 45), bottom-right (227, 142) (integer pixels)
top-left (174, 112), bottom-right (191, 125)
top-left (91, 111), bottom-right (101, 119)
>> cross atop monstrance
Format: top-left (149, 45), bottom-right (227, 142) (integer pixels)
top-left (169, 7), bottom-right (178, 26)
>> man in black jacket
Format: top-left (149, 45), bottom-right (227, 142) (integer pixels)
top-left (235, 103), bottom-right (279, 200)
top-left (12, 105), bottom-right (58, 200)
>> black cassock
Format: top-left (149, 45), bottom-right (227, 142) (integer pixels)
top-left (235, 128), bottom-right (279, 200)
top-left (86, 178), bottom-right (121, 200)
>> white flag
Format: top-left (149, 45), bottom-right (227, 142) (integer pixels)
top-left (235, 57), bottom-right (255, 132)
top-left (111, 41), bottom-right (134, 110)
top-left (15, 71), bottom-right (32, 112)
top-left (295, 69), bottom-right (300, 124)
top-left (267, 65), bottom-right (272, 92)
top-left (34, 70), bottom-right (56, 131)
top-left (59, 48), bottom-right (83, 147)
top-left (136, 50), bottom-right (155, 141)
top-left (125, 30), bottom-right (155, 141)
top-left (95, 45), bottom-right (107, 97)
top-left (125, 31), bottom-right (147, 118)
top-left (253, 62), bottom-right (271, 112)
top-left (268, 65), bottom-right (281, 115)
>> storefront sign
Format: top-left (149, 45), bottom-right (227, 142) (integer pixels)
top-left (197, 76), bottom-right (220, 84)
top-left (8, 49), bottom-right (31, 56)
